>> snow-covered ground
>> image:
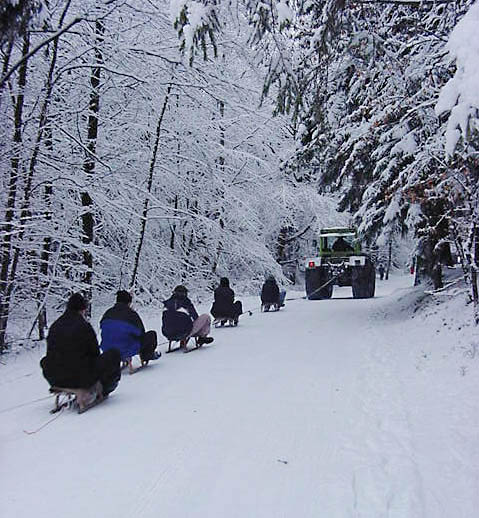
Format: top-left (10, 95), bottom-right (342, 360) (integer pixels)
top-left (1, 273), bottom-right (478, 518)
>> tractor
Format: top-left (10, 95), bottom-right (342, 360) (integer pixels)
top-left (304, 228), bottom-right (375, 299)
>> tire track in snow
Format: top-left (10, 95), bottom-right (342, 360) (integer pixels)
top-left (349, 301), bottom-right (427, 517)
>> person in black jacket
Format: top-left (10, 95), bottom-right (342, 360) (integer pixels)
top-left (100, 290), bottom-right (160, 372)
top-left (162, 285), bottom-right (213, 349)
top-left (332, 236), bottom-right (353, 252)
top-left (378, 264), bottom-right (385, 280)
top-left (40, 293), bottom-right (121, 399)
top-left (211, 277), bottom-right (243, 324)
top-left (261, 275), bottom-right (280, 310)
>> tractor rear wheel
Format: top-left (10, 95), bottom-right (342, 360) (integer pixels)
top-left (305, 267), bottom-right (333, 300)
top-left (351, 262), bottom-right (375, 298)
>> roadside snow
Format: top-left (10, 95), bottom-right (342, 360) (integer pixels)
top-left (1, 273), bottom-right (478, 517)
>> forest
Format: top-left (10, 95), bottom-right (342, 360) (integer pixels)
top-left (1, 0), bottom-right (478, 352)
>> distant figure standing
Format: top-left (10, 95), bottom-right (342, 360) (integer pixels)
top-left (211, 277), bottom-right (243, 325)
top-left (40, 293), bottom-right (121, 407)
top-left (378, 264), bottom-right (385, 280)
top-left (100, 290), bottom-right (160, 373)
top-left (162, 285), bottom-right (214, 349)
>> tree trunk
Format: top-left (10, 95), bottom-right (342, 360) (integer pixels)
top-left (470, 223), bottom-right (479, 324)
top-left (170, 195), bottom-right (178, 250)
top-left (385, 237), bottom-right (392, 280)
top-left (276, 227), bottom-right (288, 264)
top-left (218, 99), bottom-right (225, 168)
top-left (10, 3), bottom-right (71, 340)
top-left (451, 222), bottom-right (468, 278)
top-left (37, 300), bottom-right (48, 340)
top-left (81, 20), bottom-right (104, 306)
top-left (37, 181), bottom-right (53, 339)
top-left (0, 39), bottom-right (13, 104)
top-left (0, 33), bottom-right (30, 352)
top-left (130, 85), bottom-right (172, 289)
top-left (212, 99), bottom-right (225, 272)
top-left (421, 238), bottom-right (443, 290)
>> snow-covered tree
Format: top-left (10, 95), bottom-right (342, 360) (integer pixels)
top-left (0, 0), bottom-right (335, 351)
top-left (435, 2), bottom-right (479, 320)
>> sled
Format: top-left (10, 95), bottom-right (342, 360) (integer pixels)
top-left (49, 385), bottom-right (105, 414)
top-left (213, 317), bottom-right (238, 328)
top-left (182, 341), bottom-right (205, 354)
top-left (166, 336), bottom-right (200, 354)
top-left (121, 357), bottom-right (149, 375)
top-left (261, 302), bottom-right (280, 312)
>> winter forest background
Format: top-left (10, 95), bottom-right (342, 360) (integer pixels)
top-left (1, 0), bottom-right (479, 352)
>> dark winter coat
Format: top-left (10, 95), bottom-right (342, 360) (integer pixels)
top-left (40, 310), bottom-right (101, 389)
top-left (211, 286), bottom-right (236, 318)
top-left (161, 294), bottom-right (198, 340)
top-left (100, 303), bottom-right (145, 361)
top-left (332, 237), bottom-right (353, 252)
top-left (261, 279), bottom-right (280, 304)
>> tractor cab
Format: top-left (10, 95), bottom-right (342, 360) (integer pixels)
top-left (318, 228), bottom-right (360, 257)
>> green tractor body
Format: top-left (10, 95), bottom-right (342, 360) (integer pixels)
top-left (305, 228), bottom-right (375, 299)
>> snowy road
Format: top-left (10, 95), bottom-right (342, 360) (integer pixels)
top-left (1, 275), bottom-right (479, 518)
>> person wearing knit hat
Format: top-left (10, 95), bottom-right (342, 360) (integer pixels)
top-left (260, 275), bottom-right (286, 311)
top-left (40, 293), bottom-right (121, 408)
top-left (211, 277), bottom-right (243, 326)
top-left (161, 285), bottom-right (213, 350)
top-left (100, 290), bottom-right (161, 373)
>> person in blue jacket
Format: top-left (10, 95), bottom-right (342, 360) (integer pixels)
top-left (100, 290), bottom-right (160, 371)
top-left (162, 285), bottom-right (213, 349)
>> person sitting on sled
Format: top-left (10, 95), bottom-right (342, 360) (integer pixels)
top-left (261, 275), bottom-right (286, 311)
top-left (100, 290), bottom-right (161, 373)
top-left (210, 277), bottom-right (243, 325)
top-left (40, 293), bottom-right (121, 407)
top-left (162, 285), bottom-right (214, 349)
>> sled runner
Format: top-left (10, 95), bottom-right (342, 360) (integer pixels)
top-left (166, 336), bottom-right (200, 354)
top-left (49, 384), bottom-right (105, 414)
top-left (213, 317), bottom-right (238, 328)
top-left (261, 302), bottom-right (280, 312)
top-left (121, 357), bottom-right (150, 375)
top-left (182, 342), bottom-right (206, 353)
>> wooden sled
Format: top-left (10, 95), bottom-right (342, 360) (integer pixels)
top-left (166, 336), bottom-right (200, 354)
top-left (49, 383), bottom-right (104, 414)
top-left (213, 317), bottom-right (238, 328)
top-left (261, 302), bottom-right (280, 312)
top-left (121, 357), bottom-right (149, 375)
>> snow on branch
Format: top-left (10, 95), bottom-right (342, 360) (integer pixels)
top-left (171, 0), bottom-right (219, 64)
top-left (436, 3), bottom-right (479, 155)
top-left (276, 0), bottom-right (293, 26)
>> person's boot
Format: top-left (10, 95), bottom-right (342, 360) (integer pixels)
top-left (93, 380), bottom-right (104, 402)
top-left (197, 336), bottom-right (214, 346)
